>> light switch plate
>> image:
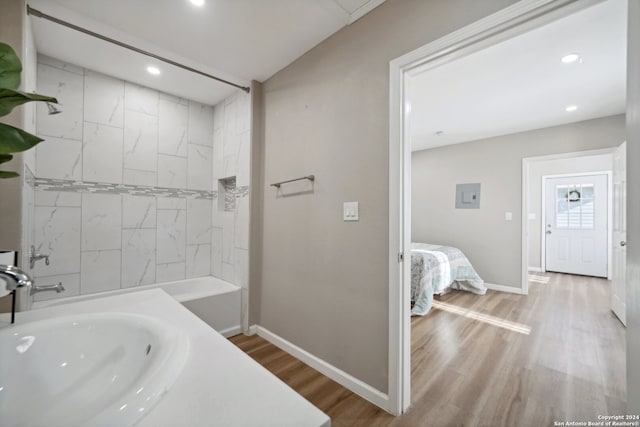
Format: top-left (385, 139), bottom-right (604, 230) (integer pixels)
top-left (505, 211), bottom-right (513, 221)
top-left (343, 202), bottom-right (359, 221)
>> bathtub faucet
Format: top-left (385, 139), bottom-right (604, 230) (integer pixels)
top-left (0, 264), bottom-right (33, 291)
top-left (30, 282), bottom-right (65, 296)
top-left (1, 265), bottom-right (33, 325)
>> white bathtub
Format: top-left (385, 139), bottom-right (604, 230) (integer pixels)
top-left (30, 276), bottom-right (242, 337)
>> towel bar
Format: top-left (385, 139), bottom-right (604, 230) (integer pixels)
top-left (270, 175), bottom-right (315, 188)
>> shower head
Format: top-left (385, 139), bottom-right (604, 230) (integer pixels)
top-left (46, 102), bottom-right (62, 115)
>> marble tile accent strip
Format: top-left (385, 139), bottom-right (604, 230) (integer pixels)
top-left (24, 164), bottom-right (36, 188)
top-left (235, 186), bottom-right (249, 199)
top-left (34, 177), bottom-right (217, 200)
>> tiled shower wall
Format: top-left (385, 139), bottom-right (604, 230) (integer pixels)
top-left (32, 55), bottom-right (250, 305)
top-left (211, 91), bottom-right (251, 329)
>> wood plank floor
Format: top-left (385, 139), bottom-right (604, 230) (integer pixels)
top-left (229, 273), bottom-right (626, 427)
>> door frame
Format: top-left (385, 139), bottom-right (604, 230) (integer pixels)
top-left (541, 171), bottom-right (613, 278)
top-left (388, 0), bottom-right (605, 415)
top-left (521, 148), bottom-right (615, 294)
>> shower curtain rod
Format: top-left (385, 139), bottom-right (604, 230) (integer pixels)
top-left (26, 5), bottom-right (251, 93)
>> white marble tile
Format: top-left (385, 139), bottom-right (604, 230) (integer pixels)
top-left (35, 135), bottom-right (82, 180)
top-left (125, 83), bottom-right (158, 116)
top-left (158, 99), bottom-right (188, 157)
top-left (83, 122), bottom-right (123, 183)
top-left (187, 144), bottom-right (213, 191)
top-left (186, 198), bottom-right (212, 245)
top-left (213, 103), bottom-right (224, 130)
top-left (222, 262), bottom-right (234, 283)
top-left (81, 250), bottom-right (121, 294)
top-left (81, 193), bottom-right (122, 251)
top-left (157, 155), bottom-right (187, 189)
top-left (84, 70), bottom-right (124, 128)
top-left (159, 92), bottom-right (188, 106)
top-left (236, 131), bottom-right (250, 187)
top-left (236, 91), bottom-right (251, 134)
top-left (212, 194), bottom-right (224, 227)
top-left (33, 206), bottom-right (81, 277)
top-left (121, 229), bottom-right (156, 288)
top-left (32, 273), bottom-right (81, 302)
top-left (157, 197), bottom-right (186, 210)
top-left (123, 169), bottom-right (157, 186)
top-left (156, 262), bottom-right (185, 283)
top-left (156, 209), bottom-right (186, 264)
top-left (188, 101), bottom-right (214, 147)
top-left (234, 248), bottom-right (249, 290)
top-left (223, 98), bottom-right (239, 178)
top-left (122, 195), bottom-right (156, 229)
top-left (221, 211), bottom-right (235, 264)
top-left (124, 110), bottom-right (158, 172)
top-left (36, 63), bottom-right (84, 140)
top-left (186, 244), bottom-right (211, 278)
top-left (234, 195), bottom-right (249, 250)
top-left (35, 190), bottom-right (81, 207)
top-left (212, 127), bottom-right (224, 179)
top-left (38, 55), bottom-right (83, 75)
top-left (211, 227), bottom-right (222, 278)
top-left (223, 133), bottom-right (240, 179)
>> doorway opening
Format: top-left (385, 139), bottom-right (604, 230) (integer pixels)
top-left (388, 0), bottom-right (627, 415)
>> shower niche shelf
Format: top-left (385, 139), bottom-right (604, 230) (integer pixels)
top-left (218, 176), bottom-right (236, 212)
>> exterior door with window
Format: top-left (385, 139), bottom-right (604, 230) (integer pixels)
top-left (545, 174), bottom-right (608, 277)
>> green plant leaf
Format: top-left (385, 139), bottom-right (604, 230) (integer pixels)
top-left (0, 122), bottom-right (44, 154)
top-left (0, 88), bottom-right (58, 117)
top-left (0, 170), bottom-right (19, 179)
top-left (0, 43), bottom-right (22, 90)
top-left (0, 153), bottom-right (13, 165)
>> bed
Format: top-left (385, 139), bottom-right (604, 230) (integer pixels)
top-left (411, 243), bottom-right (486, 316)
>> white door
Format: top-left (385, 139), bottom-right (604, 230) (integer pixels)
top-left (545, 174), bottom-right (608, 277)
top-left (612, 142), bottom-right (626, 325)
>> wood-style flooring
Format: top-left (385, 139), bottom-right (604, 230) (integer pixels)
top-left (229, 273), bottom-right (626, 427)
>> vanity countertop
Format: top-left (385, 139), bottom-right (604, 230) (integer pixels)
top-left (0, 289), bottom-right (331, 427)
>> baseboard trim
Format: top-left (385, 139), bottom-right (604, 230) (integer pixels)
top-left (527, 266), bottom-right (543, 272)
top-left (219, 325), bottom-right (243, 338)
top-left (255, 325), bottom-right (390, 411)
top-left (485, 283), bottom-right (524, 295)
top-left (247, 324), bottom-right (259, 335)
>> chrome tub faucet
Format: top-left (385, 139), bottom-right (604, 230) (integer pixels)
top-left (30, 282), bottom-right (65, 296)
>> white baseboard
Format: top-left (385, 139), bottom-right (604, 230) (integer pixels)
top-left (527, 266), bottom-right (543, 272)
top-left (485, 283), bottom-right (524, 295)
top-left (247, 324), bottom-right (258, 336)
top-left (219, 325), bottom-right (243, 338)
top-left (255, 325), bottom-right (389, 411)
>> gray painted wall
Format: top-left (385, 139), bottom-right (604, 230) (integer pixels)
top-left (412, 115), bottom-right (625, 289)
top-left (626, 0), bottom-right (639, 415)
top-left (255, 0), bottom-right (518, 393)
top-left (0, 0), bottom-right (26, 313)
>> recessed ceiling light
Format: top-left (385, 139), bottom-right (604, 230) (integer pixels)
top-left (190, 0), bottom-right (205, 6)
top-left (561, 53), bottom-right (581, 64)
top-left (146, 66), bottom-right (160, 75)
top-left (565, 105), bottom-right (578, 112)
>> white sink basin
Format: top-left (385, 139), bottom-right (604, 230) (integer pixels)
top-left (0, 313), bottom-right (189, 427)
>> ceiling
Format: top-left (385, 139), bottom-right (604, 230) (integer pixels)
top-left (409, 0), bottom-right (627, 152)
top-left (28, 0), bottom-right (386, 106)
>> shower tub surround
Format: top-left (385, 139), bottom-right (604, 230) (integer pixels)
top-left (0, 290), bottom-right (330, 427)
top-left (32, 55), bottom-right (251, 327)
